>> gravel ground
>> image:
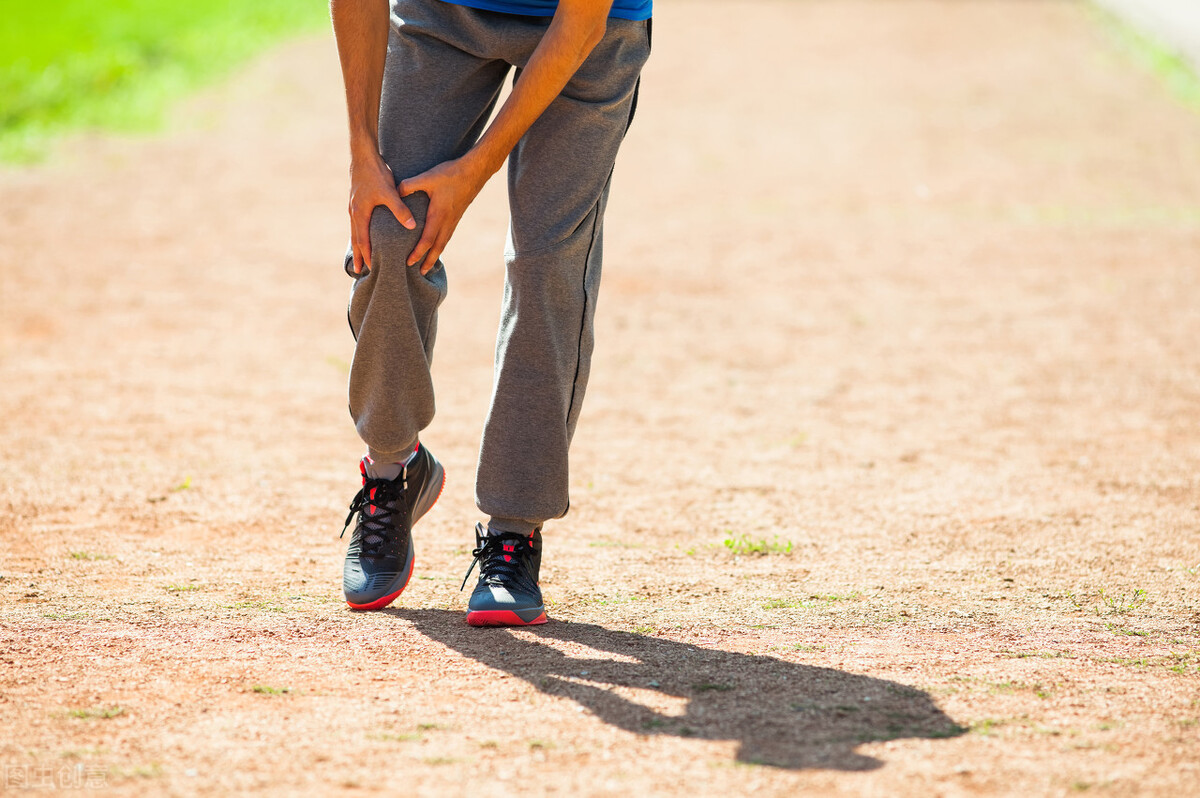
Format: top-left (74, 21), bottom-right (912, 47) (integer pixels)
top-left (2, 1), bottom-right (1199, 795)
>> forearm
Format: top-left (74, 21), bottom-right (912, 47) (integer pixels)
top-left (465, 0), bottom-right (613, 178)
top-left (392, 0), bottom-right (614, 272)
top-left (330, 0), bottom-right (390, 162)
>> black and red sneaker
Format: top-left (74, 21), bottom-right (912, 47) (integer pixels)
top-left (341, 446), bottom-right (445, 610)
top-left (461, 523), bottom-right (546, 626)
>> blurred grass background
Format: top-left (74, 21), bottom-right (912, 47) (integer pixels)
top-left (1092, 4), bottom-right (1200, 109)
top-left (1, 1), bottom-right (1197, 165)
top-left (0, 0), bottom-right (329, 162)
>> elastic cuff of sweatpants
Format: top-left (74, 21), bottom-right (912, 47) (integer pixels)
top-left (368, 440), bottom-right (418, 464)
top-left (488, 516), bottom-right (541, 536)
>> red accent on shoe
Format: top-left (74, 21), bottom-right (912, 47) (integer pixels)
top-left (466, 609), bottom-right (547, 627)
top-left (433, 467), bottom-right (447, 509)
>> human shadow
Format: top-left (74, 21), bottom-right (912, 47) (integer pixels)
top-left (393, 609), bottom-right (964, 770)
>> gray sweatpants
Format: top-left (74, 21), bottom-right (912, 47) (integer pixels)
top-left (345, 0), bottom-right (651, 532)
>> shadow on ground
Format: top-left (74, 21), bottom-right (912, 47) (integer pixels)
top-left (396, 609), bottom-right (964, 770)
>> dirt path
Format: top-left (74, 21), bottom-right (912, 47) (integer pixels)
top-left (2, 0), bottom-right (1199, 794)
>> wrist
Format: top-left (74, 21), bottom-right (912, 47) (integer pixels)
top-left (349, 134), bottom-right (382, 165)
top-left (461, 142), bottom-right (505, 182)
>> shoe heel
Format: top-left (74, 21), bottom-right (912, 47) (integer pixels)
top-left (412, 460), bottom-right (446, 523)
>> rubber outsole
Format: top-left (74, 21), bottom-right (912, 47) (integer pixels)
top-left (344, 463), bottom-right (446, 611)
top-left (466, 609), bottom-right (548, 627)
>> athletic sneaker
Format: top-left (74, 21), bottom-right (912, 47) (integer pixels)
top-left (461, 522), bottom-right (546, 626)
top-left (341, 445), bottom-right (445, 610)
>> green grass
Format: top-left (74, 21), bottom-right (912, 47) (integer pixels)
top-left (250, 684), bottom-right (291, 695)
top-left (1101, 588), bottom-right (1147, 615)
top-left (1091, 2), bottom-right (1200, 111)
top-left (68, 706), bottom-right (125, 720)
top-left (761, 597), bottom-right (808, 610)
top-left (42, 611), bottom-right (91, 620)
top-left (723, 532), bottom-right (794, 556)
top-left (692, 683), bottom-right (734, 692)
top-left (1067, 587), bottom-right (1148, 616)
top-left (69, 550), bottom-right (114, 561)
top-left (760, 593), bottom-right (859, 611)
top-left (789, 643), bottom-right (826, 652)
top-left (368, 731), bottom-right (422, 743)
top-left (1, 0), bottom-right (328, 161)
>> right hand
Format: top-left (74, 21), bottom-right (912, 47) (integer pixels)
top-left (348, 152), bottom-right (417, 275)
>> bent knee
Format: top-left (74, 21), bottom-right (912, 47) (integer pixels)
top-left (368, 198), bottom-right (427, 260)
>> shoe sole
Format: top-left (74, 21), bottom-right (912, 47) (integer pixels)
top-left (345, 460), bottom-right (446, 611)
top-left (466, 607), bottom-right (548, 627)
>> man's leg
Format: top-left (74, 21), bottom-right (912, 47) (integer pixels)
top-left (463, 16), bottom-right (651, 626)
top-left (475, 17), bottom-right (652, 531)
top-left (342, 1), bottom-right (510, 610)
top-left (347, 4), bottom-right (512, 459)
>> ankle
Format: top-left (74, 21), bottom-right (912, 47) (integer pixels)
top-left (365, 442), bottom-right (419, 480)
top-left (486, 516), bottom-right (539, 537)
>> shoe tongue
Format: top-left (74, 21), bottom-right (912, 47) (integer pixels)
top-left (361, 498), bottom-right (390, 548)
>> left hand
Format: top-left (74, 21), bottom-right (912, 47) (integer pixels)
top-left (399, 155), bottom-right (492, 275)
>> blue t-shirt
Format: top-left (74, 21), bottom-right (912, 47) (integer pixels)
top-left (440, 0), bottom-right (652, 22)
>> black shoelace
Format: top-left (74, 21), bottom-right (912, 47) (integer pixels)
top-left (341, 476), bottom-right (407, 558)
top-left (460, 532), bottom-right (535, 592)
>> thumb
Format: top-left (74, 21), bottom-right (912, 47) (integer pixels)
top-left (398, 173), bottom-right (430, 198)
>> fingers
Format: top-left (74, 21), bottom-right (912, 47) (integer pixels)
top-left (407, 222), bottom-right (435, 268)
top-left (349, 194), bottom-right (416, 275)
top-left (351, 208), bottom-right (371, 275)
top-left (405, 206), bottom-right (456, 272)
top-left (406, 214), bottom-right (452, 273)
top-left (398, 176), bottom-right (422, 198)
top-left (398, 169), bottom-right (465, 272)
top-left (387, 195), bottom-right (417, 231)
top-left (399, 177), bottom-right (430, 266)
top-left (421, 227), bottom-right (454, 276)
top-left (382, 177), bottom-right (416, 230)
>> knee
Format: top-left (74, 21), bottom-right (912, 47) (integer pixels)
top-left (368, 195), bottom-right (428, 263)
top-left (505, 243), bottom-right (592, 304)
